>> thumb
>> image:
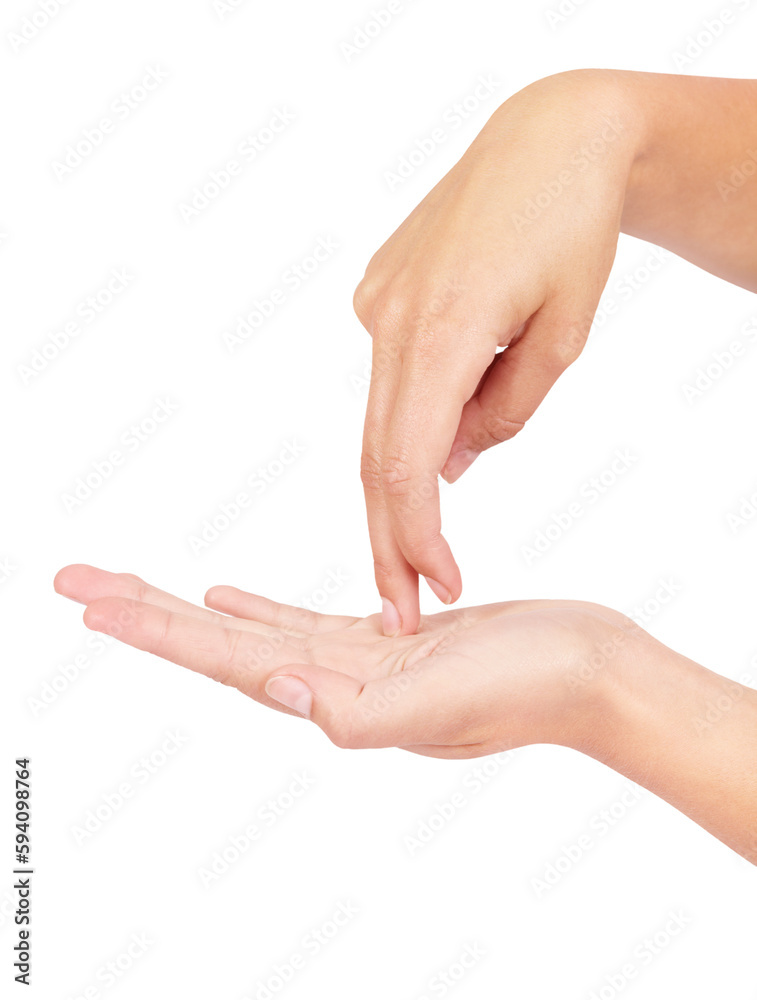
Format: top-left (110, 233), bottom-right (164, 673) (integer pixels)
top-left (265, 664), bottom-right (375, 749)
top-left (441, 307), bottom-right (587, 483)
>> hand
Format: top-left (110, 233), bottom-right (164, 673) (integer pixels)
top-left (54, 565), bottom-right (757, 861)
top-left (53, 564), bottom-right (638, 757)
top-left (354, 69), bottom-right (642, 635)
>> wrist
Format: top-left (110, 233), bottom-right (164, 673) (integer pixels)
top-left (483, 68), bottom-right (647, 187)
top-left (585, 624), bottom-right (681, 764)
top-left (579, 625), bottom-right (757, 862)
top-left (555, 613), bottom-right (655, 757)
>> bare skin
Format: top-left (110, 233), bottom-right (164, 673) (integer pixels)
top-left (54, 564), bottom-right (757, 865)
top-left (353, 69), bottom-right (757, 635)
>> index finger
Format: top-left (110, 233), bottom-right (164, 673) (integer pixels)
top-left (380, 340), bottom-right (496, 606)
top-left (362, 336), bottom-right (424, 636)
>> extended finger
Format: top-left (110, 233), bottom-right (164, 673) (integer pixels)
top-left (362, 333), bottom-right (422, 636)
top-left (204, 586), bottom-right (360, 634)
top-left (55, 564), bottom-right (283, 637)
top-left (379, 341), bottom-right (495, 605)
top-left (82, 597), bottom-right (306, 697)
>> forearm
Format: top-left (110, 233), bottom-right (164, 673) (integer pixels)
top-left (620, 70), bottom-right (757, 291)
top-left (593, 636), bottom-right (757, 864)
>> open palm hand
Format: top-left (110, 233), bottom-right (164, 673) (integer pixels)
top-left (54, 565), bottom-right (641, 759)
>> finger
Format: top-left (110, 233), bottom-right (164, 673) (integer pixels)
top-left (55, 564), bottom-right (224, 619)
top-left (82, 597), bottom-right (305, 698)
top-left (362, 478), bottom-right (422, 637)
top-left (362, 334), bottom-right (422, 636)
top-left (55, 564), bottom-right (282, 637)
top-left (379, 341), bottom-right (495, 606)
top-left (204, 586), bottom-right (359, 634)
top-left (264, 655), bottom-right (460, 750)
top-left (442, 305), bottom-right (586, 483)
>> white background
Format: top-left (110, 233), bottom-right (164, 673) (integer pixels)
top-left (3, 0), bottom-right (757, 997)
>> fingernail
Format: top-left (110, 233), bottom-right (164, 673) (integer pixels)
top-left (265, 676), bottom-right (313, 719)
top-left (441, 448), bottom-right (479, 484)
top-left (424, 577), bottom-right (452, 605)
top-left (381, 597), bottom-right (402, 637)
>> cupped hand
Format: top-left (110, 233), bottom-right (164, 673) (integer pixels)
top-left (54, 564), bottom-right (644, 759)
top-left (353, 69), bottom-right (642, 634)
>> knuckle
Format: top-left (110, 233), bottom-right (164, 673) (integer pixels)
top-left (352, 279), bottom-right (374, 327)
top-left (121, 572), bottom-right (147, 596)
top-left (133, 579), bottom-right (152, 603)
top-left (372, 556), bottom-right (399, 590)
top-left (401, 528), bottom-right (443, 563)
top-left (551, 314), bottom-right (590, 368)
top-left (220, 627), bottom-right (244, 675)
top-left (360, 452), bottom-right (383, 493)
top-left (552, 335), bottom-right (584, 369)
top-left (379, 456), bottom-right (415, 495)
top-left (152, 608), bottom-right (173, 654)
top-left (371, 305), bottom-right (403, 348)
top-left (469, 403), bottom-right (525, 450)
top-left (290, 606), bottom-right (317, 631)
top-left (405, 475), bottom-right (438, 511)
top-left (326, 720), bottom-right (354, 750)
top-left (482, 413), bottom-right (526, 447)
top-left (372, 291), bottom-right (404, 326)
top-left (325, 712), bottom-right (368, 750)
